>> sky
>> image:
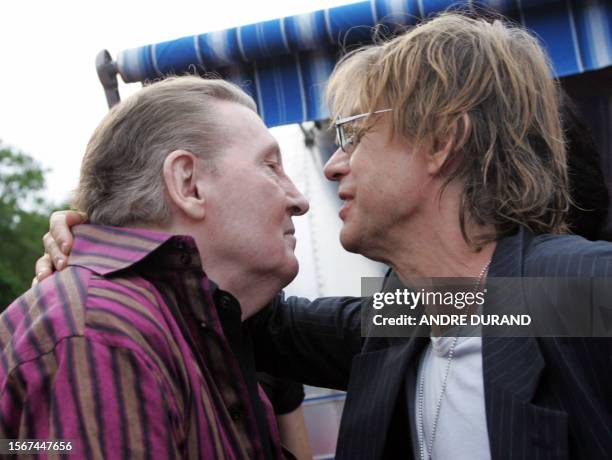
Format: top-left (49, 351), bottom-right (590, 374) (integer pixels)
top-left (0, 0), bottom-right (356, 205)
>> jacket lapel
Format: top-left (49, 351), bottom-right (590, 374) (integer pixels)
top-left (336, 334), bottom-right (428, 460)
top-left (484, 228), bottom-right (544, 401)
top-left (483, 230), bottom-right (567, 459)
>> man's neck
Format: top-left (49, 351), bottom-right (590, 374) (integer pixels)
top-left (204, 264), bottom-right (286, 320)
top-left (384, 218), bottom-right (495, 337)
top-left (147, 220), bottom-right (282, 321)
top-left (383, 185), bottom-right (497, 281)
top-left (390, 225), bottom-right (496, 281)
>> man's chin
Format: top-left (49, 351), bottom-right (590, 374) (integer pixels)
top-left (339, 228), bottom-right (362, 254)
top-left (278, 257), bottom-right (299, 286)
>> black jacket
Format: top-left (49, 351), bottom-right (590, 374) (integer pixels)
top-left (249, 229), bottom-right (612, 459)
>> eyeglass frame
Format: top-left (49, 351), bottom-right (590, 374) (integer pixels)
top-left (334, 108), bottom-right (393, 152)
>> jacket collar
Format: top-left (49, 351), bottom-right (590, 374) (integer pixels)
top-left (484, 227), bottom-right (544, 401)
top-left (483, 228), bottom-right (554, 459)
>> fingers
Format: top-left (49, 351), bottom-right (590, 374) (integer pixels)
top-left (37, 210), bottom-right (86, 283)
top-left (49, 210), bottom-right (87, 255)
top-left (34, 253), bottom-right (54, 283)
top-left (43, 231), bottom-right (66, 271)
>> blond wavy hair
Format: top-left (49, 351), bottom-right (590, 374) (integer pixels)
top-left (327, 13), bottom-right (570, 247)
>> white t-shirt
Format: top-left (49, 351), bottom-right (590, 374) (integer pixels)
top-left (415, 336), bottom-right (491, 460)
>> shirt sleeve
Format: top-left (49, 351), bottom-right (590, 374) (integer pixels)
top-left (0, 336), bottom-right (182, 459)
top-left (257, 372), bottom-right (305, 415)
top-left (248, 293), bottom-right (364, 391)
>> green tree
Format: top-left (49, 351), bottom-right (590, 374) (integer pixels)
top-left (0, 144), bottom-right (62, 308)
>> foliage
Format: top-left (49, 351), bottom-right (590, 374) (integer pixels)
top-left (0, 144), bottom-right (66, 309)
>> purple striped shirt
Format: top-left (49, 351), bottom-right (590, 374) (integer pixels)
top-left (0, 224), bottom-right (284, 459)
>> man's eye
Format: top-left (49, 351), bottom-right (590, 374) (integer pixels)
top-left (346, 132), bottom-right (363, 148)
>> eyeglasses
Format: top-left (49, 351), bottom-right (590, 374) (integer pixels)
top-left (335, 108), bottom-right (393, 152)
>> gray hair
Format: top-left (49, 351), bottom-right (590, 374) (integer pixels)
top-left (74, 76), bottom-right (257, 226)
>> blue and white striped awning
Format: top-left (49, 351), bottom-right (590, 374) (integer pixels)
top-left (115, 0), bottom-right (612, 127)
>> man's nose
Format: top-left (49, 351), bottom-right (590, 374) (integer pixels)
top-left (323, 148), bottom-right (350, 182)
top-left (286, 179), bottom-right (310, 216)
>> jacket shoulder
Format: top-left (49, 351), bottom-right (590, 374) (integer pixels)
top-left (524, 234), bottom-right (612, 276)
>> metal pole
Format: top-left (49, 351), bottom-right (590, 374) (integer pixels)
top-left (95, 50), bottom-right (120, 109)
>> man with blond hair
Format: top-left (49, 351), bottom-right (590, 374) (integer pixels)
top-left (36, 12), bottom-right (611, 459)
top-left (250, 13), bottom-right (612, 458)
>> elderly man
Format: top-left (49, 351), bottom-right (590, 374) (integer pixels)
top-left (1, 76), bottom-right (309, 459)
top-left (36, 13), bottom-right (612, 460)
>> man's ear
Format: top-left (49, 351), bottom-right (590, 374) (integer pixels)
top-left (427, 113), bottom-right (471, 175)
top-left (162, 150), bottom-right (206, 220)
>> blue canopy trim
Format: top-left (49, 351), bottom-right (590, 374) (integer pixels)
top-left (115, 0), bottom-right (612, 127)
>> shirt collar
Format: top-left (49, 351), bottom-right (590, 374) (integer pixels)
top-left (68, 224), bottom-right (201, 275)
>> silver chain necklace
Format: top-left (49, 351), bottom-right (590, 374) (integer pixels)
top-left (416, 261), bottom-right (491, 460)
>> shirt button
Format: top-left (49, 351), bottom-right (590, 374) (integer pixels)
top-left (228, 405), bottom-right (243, 422)
top-left (180, 253), bottom-right (192, 265)
top-left (219, 295), bottom-right (231, 308)
top-left (200, 321), bottom-right (207, 329)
